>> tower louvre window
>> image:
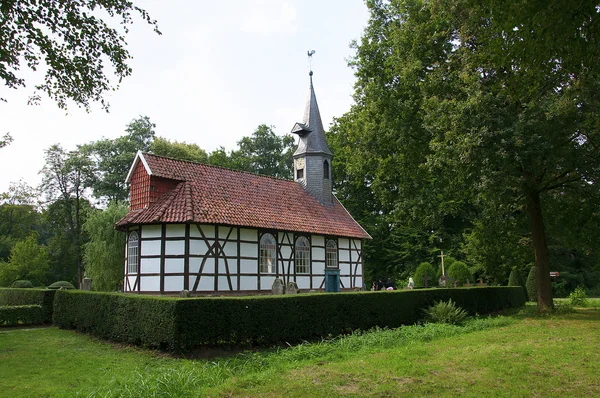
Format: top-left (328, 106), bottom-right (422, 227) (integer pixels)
top-left (297, 168), bottom-right (304, 179)
top-left (323, 160), bottom-right (329, 179)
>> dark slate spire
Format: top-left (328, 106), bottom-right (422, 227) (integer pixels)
top-left (291, 71), bottom-right (333, 156)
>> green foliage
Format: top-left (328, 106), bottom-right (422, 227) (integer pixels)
top-left (568, 287), bottom-right (588, 307)
top-left (53, 287), bottom-right (525, 351)
top-left (0, 234), bottom-right (50, 287)
top-left (11, 280), bottom-right (33, 288)
top-left (83, 203), bottom-right (128, 291)
top-left (508, 269), bottom-right (524, 287)
top-left (424, 299), bottom-right (468, 325)
top-left (80, 116), bottom-right (156, 203)
top-left (447, 261), bottom-right (472, 284)
top-left (526, 267), bottom-right (537, 302)
top-left (0, 133), bottom-right (12, 149)
top-left (1, 1), bottom-right (160, 110)
top-left (151, 137), bottom-right (209, 164)
top-left (208, 125), bottom-right (295, 179)
top-left (413, 262), bottom-right (436, 287)
top-left (48, 281), bottom-right (76, 290)
top-left (0, 305), bottom-right (45, 326)
top-left (0, 288), bottom-right (56, 322)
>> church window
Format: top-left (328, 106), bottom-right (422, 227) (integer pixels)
top-left (326, 239), bottom-right (338, 268)
top-left (297, 168), bottom-right (304, 179)
top-left (260, 233), bottom-right (277, 273)
top-left (323, 160), bottom-right (330, 179)
top-left (127, 231), bottom-right (139, 274)
top-left (295, 236), bottom-right (310, 274)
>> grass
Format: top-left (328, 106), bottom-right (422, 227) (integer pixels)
top-left (1, 301), bottom-right (599, 397)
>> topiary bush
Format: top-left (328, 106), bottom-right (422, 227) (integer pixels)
top-left (53, 287), bottom-right (526, 352)
top-left (414, 262), bottom-right (436, 288)
top-left (508, 268), bottom-right (523, 287)
top-left (424, 299), bottom-right (468, 324)
top-left (0, 305), bottom-right (45, 326)
top-left (11, 280), bottom-right (33, 288)
top-left (0, 288), bottom-right (56, 322)
top-left (448, 261), bottom-right (472, 284)
top-left (48, 281), bottom-right (76, 290)
top-left (525, 266), bottom-right (537, 302)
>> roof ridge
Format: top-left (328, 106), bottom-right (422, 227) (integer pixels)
top-left (142, 152), bottom-right (295, 184)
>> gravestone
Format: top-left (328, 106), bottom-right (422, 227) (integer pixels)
top-left (439, 275), bottom-right (449, 287)
top-left (179, 289), bottom-right (190, 298)
top-left (309, 290), bottom-right (317, 293)
top-left (453, 279), bottom-right (457, 288)
top-left (285, 281), bottom-right (299, 294)
top-left (463, 279), bottom-right (472, 287)
top-left (81, 278), bottom-right (92, 291)
top-left (272, 278), bottom-right (284, 295)
top-left (477, 278), bottom-right (488, 287)
top-left (423, 273), bottom-right (431, 288)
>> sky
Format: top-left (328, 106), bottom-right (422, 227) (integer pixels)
top-left (0, 0), bottom-right (370, 195)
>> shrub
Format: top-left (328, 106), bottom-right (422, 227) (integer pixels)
top-left (0, 305), bottom-right (45, 326)
top-left (437, 256), bottom-right (457, 278)
top-left (414, 262), bottom-right (436, 288)
top-left (0, 288), bottom-right (56, 322)
top-left (48, 281), bottom-right (76, 290)
top-left (53, 287), bottom-right (526, 352)
top-left (424, 299), bottom-right (468, 324)
top-left (508, 269), bottom-right (523, 287)
top-left (447, 261), bottom-right (472, 284)
top-left (568, 287), bottom-right (588, 307)
top-left (525, 266), bottom-right (537, 302)
top-left (11, 280), bottom-right (33, 288)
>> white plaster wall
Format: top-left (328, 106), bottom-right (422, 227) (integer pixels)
top-left (200, 224), bottom-right (215, 238)
top-left (165, 224), bottom-right (186, 237)
top-left (355, 264), bottom-right (363, 276)
top-left (260, 276), bottom-right (275, 290)
top-left (312, 263), bottom-right (325, 275)
top-left (352, 239), bottom-right (362, 250)
top-left (280, 246), bottom-right (292, 260)
top-left (141, 258), bottom-right (160, 274)
top-left (164, 276), bottom-right (184, 291)
top-left (312, 247), bottom-right (325, 262)
top-left (142, 225), bottom-right (162, 238)
top-left (220, 259), bottom-right (237, 274)
top-left (189, 258), bottom-right (201, 274)
top-left (240, 242), bottom-right (257, 257)
top-left (240, 228), bottom-right (257, 242)
top-left (141, 240), bottom-right (161, 256)
top-left (165, 240), bottom-right (185, 255)
top-left (219, 226), bottom-right (237, 240)
top-left (339, 238), bottom-right (349, 249)
top-left (240, 259), bottom-right (257, 274)
top-left (202, 257), bottom-right (215, 274)
top-left (311, 235), bottom-right (324, 247)
top-left (165, 258), bottom-right (184, 273)
top-left (127, 276), bottom-right (137, 291)
top-left (341, 276), bottom-right (351, 288)
top-left (295, 276), bottom-right (310, 289)
top-left (222, 243), bottom-right (237, 257)
top-left (196, 276), bottom-right (214, 291)
top-left (339, 249), bottom-right (350, 262)
top-left (312, 277), bottom-right (324, 288)
top-left (240, 276), bottom-right (258, 290)
top-left (339, 264), bottom-right (351, 275)
top-left (218, 276), bottom-right (232, 291)
top-left (140, 276), bottom-right (159, 291)
top-left (190, 240), bottom-right (209, 255)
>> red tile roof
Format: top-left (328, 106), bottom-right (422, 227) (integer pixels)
top-left (117, 153), bottom-right (371, 239)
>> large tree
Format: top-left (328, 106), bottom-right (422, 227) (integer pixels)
top-left (346, 0), bottom-right (600, 310)
top-left (1, 0), bottom-right (160, 110)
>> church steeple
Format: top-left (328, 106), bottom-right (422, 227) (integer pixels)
top-left (291, 71), bottom-right (333, 205)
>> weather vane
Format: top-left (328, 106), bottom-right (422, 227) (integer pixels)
top-left (307, 50), bottom-right (315, 73)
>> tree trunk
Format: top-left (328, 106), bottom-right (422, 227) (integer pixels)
top-left (525, 189), bottom-right (553, 311)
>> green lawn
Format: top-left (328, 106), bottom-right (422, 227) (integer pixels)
top-left (1, 302), bottom-right (599, 397)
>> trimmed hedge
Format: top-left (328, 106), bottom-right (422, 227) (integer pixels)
top-left (54, 287), bottom-right (525, 352)
top-left (0, 288), bottom-right (56, 323)
top-left (0, 305), bottom-right (45, 326)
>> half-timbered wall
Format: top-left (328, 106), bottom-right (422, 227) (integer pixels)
top-left (124, 223), bottom-right (364, 294)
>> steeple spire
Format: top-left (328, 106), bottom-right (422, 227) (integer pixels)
top-left (291, 67), bottom-right (334, 206)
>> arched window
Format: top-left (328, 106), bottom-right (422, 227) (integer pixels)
top-left (127, 231), bottom-right (139, 274)
top-left (295, 236), bottom-right (310, 274)
top-left (260, 233), bottom-right (276, 273)
top-left (323, 160), bottom-right (330, 179)
top-left (326, 240), bottom-right (338, 268)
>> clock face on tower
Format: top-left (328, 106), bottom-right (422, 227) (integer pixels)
top-left (295, 157), bottom-right (305, 169)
